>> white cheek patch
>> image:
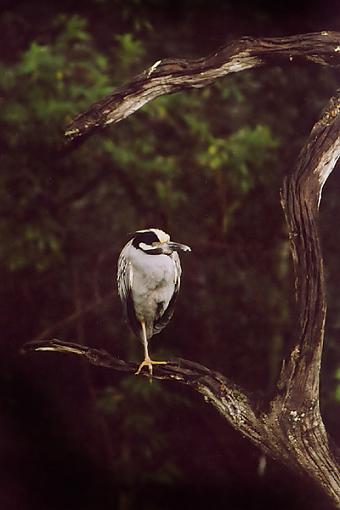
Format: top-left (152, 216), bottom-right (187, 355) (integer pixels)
top-left (139, 242), bottom-right (154, 251)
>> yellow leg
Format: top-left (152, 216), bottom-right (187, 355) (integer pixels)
top-left (135, 321), bottom-right (167, 376)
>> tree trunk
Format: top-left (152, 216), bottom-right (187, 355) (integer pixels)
top-left (26, 32), bottom-right (340, 507)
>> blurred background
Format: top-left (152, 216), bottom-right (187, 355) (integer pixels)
top-left (1, 1), bottom-right (340, 509)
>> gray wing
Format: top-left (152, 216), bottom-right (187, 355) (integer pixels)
top-left (117, 247), bottom-right (142, 337)
top-left (153, 252), bottom-right (182, 335)
top-left (117, 246), bottom-right (141, 333)
top-left (117, 250), bottom-right (132, 313)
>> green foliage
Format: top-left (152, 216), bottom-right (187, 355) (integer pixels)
top-left (0, 15), bottom-right (114, 271)
top-left (198, 125), bottom-right (278, 188)
top-left (114, 33), bottom-right (145, 73)
top-left (335, 367), bottom-right (340, 402)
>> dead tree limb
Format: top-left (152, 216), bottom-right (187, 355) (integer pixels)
top-left (21, 337), bottom-right (273, 462)
top-left (65, 31), bottom-right (340, 143)
top-left (268, 91), bottom-right (340, 503)
top-left (25, 32), bottom-right (340, 507)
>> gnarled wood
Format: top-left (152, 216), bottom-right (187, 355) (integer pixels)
top-left (22, 338), bottom-right (264, 447)
top-left (65, 31), bottom-right (340, 143)
top-left (280, 93), bottom-right (340, 405)
top-left (272, 91), bottom-right (340, 504)
top-left (25, 34), bottom-right (340, 507)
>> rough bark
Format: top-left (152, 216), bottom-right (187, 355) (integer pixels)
top-left (25, 32), bottom-right (340, 507)
top-left (64, 31), bottom-right (340, 143)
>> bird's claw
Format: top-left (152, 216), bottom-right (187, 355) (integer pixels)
top-left (135, 359), bottom-right (167, 376)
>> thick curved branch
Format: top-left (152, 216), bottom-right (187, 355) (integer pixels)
top-left (279, 91), bottom-right (340, 406)
top-left (22, 338), bottom-right (265, 449)
top-left (262, 91), bottom-right (340, 505)
top-left (65, 31), bottom-right (340, 143)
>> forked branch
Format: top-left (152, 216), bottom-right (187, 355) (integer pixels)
top-left (25, 33), bottom-right (340, 507)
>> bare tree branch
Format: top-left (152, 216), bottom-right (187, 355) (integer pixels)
top-left (65, 31), bottom-right (340, 143)
top-left (279, 93), bottom-right (340, 404)
top-left (21, 338), bottom-right (269, 455)
top-left (25, 32), bottom-right (340, 507)
top-left (265, 91), bottom-right (340, 504)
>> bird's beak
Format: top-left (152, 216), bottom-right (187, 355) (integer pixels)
top-left (165, 242), bottom-right (191, 253)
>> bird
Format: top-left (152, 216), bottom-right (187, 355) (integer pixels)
top-left (117, 228), bottom-right (191, 376)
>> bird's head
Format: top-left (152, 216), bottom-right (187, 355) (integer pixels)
top-left (131, 228), bottom-right (191, 255)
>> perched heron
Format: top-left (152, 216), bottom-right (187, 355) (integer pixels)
top-left (117, 228), bottom-right (191, 375)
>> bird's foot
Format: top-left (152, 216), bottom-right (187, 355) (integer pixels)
top-left (135, 358), bottom-right (167, 376)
